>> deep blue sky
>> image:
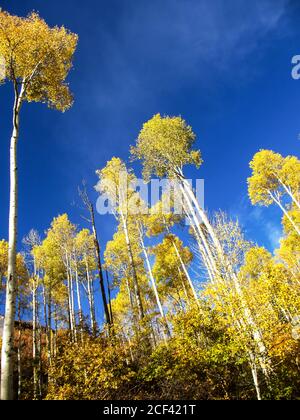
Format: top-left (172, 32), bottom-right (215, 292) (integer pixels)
top-left (0, 1), bottom-right (300, 317)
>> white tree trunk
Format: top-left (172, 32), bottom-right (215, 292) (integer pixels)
top-left (32, 273), bottom-right (39, 399)
top-left (271, 192), bottom-right (300, 236)
top-left (47, 291), bottom-right (52, 366)
top-left (178, 169), bottom-right (272, 380)
top-left (182, 201), bottom-right (215, 282)
top-left (249, 352), bottom-right (262, 400)
top-left (171, 239), bottom-right (199, 305)
top-left (121, 212), bottom-right (144, 321)
top-left (17, 327), bottom-right (22, 400)
top-left (65, 255), bottom-right (74, 339)
top-left (180, 184), bottom-right (219, 279)
top-left (139, 229), bottom-right (170, 342)
top-left (276, 176), bottom-right (300, 211)
top-left (178, 268), bottom-right (190, 306)
top-left (69, 269), bottom-right (77, 342)
top-left (85, 258), bottom-right (96, 335)
top-left (179, 174), bottom-right (223, 256)
top-left (1, 83), bottom-right (24, 400)
top-left (74, 260), bottom-right (83, 338)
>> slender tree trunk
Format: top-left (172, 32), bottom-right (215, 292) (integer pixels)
top-left (1, 82), bottom-right (24, 400)
top-left (249, 352), bottom-right (262, 400)
top-left (36, 294), bottom-right (41, 400)
top-left (139, 227), bottom-right (169, 342)
top-left (277, 177), bottom-right (300, 211)
top-left (79, 187), bottom-right (111, 326)
top-left (174, 284), bottom-right (185, 312)
top-left (125, 331), bottom-right (134, 363)
top-left (171, 238), bottom-right (199, 305)
top-left (179, 173), bottom-right (223, 256)
top-left (90, 202), bottom-right (111, 325)
top-left (65, 252), bottom-right (76, 342)
top-left (93, 231), bottom-right (111, 326)
top-left (179, 176), bottom-right (232, 289)
top-left (105, 270), bottom-right (113, 326)
top-left (179, 169), bottom-right (272, 379)
top-left (182, 201), bottom-right (215, 282)
top-left (150, 320), bottom-right (158, 347)
top-left (125, 277), bottom-right (135, 314)
top-left (178, 268), bottom-right (190, 306)
top-left (53, 305), bottom-right (58, 357)
top-left (271, 192), bottom-right (300, 236)
top-left (32, 276), bottom-right (39, 399)
top-left (86, 259), bottom-right (96, 335)
top-left (121, 214), bottom-right (144, 321)
top-left (74, 261), bottom-right (83, 339)
top-left (38, 327), bottom-right (42, 399)
top-left (17, 301), bottom-right (22, 400)
top-left (69, 270), bottom-right (77, 343)
top-left (91, 282), bottom-right (96, 332)
top-left (66, 262), bottom-right (74, 339)
top-left (164, 219), bottom-right (199, 301)
top-left (47, 290), bottom-right (52, 366)
top-left (180, 186), bottom-right (218, 279)
top-left (42, 281), bottom-right (47, 329)
top-left (41, 280), bottom-right (50, 374)
top-left (17, 327), bottom-right (22, 400)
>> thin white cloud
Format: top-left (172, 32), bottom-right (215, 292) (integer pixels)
top-left (75, 0), bottom-right (291, 114)
top-left (232, 196), bottom-right (283, 252)
top-left (56, 0), bottom-right (293, 191)
top-left (112, 0), bottom-right (290, 80)
top-left (264, 221), bottom-right (282, 250)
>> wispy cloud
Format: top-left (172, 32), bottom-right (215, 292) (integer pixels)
top-left (45, 0), bottom-right (293, 218)
top-left (232, 196), bottom-right (282, 252)
top-left (63, 0), bottom-right (291, 168)
top-left (264, 221), bottom-right (282, 250)
top-left (98, 0), bottom-right (290, 89)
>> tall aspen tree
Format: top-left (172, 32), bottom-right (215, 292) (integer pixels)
top-left (0, 10), bottom-right (77, 399)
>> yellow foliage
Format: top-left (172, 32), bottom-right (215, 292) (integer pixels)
top-left (131, 113), bottom-right (202, 180)
top-left (0, 10), bottom-right (78, 110)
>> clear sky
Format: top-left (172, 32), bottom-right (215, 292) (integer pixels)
top-left (0, 0), bottom-right (300, 319)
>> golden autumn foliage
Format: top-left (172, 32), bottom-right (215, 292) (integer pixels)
top-left (0, 13), bottom-right (298, 399)
top-left (131, 113), bottom-right (202, 180)
top-left (3, 138), bottom-right (298, 400)
top-left (0, 10), bottom-right (78, 110)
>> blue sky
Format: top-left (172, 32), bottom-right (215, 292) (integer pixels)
top-left (0, 0), bottom-right (300, 319)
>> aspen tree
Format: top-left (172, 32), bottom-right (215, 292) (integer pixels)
top-left (153, 235), bottom-right (194, 310)
top-left (136, 218), bottom-right (170, 342)
top-left (71, 242), bottom-right (84, 339)
top-left (132, 115), bottom-right (272, 382)
top-left (147, 199), bottom-right (199, 303)
top-left (248, 150), bottom-right (300, 235)
top-left (79, 184), bottom-right (111, 326)
top-left (0, 10), bottom-right (77, 400)
top-left (33, 217), bottom-right (70, 360)
top-left (75, 229), bottom-right (97, 335)
top-left (96, 158), bottom-right (145, 321)
top-left (22, 230), bottom-right (41, 399)
top-left (45, 215), bottom-right (76, 341)
top-left (104, 225), bottom-right (147, 326)
top-left (131, 114), bottom-right (224, 280)
top-left (277, 206), bottom-right (300, 276)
